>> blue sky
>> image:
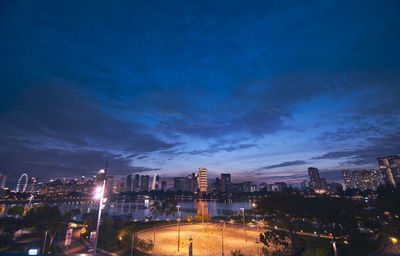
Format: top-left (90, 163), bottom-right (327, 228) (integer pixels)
top-left (1, 0), bottom-right (400, 185)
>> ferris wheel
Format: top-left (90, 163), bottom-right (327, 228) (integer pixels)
top-left (16, 173), bottom-right (28, 193)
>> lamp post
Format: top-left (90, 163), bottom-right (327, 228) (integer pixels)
top-left (130, 234), bottom-right (135, 256)
top-left (177, 205), bottom-right (181, 251)
top-left (331, 223), bottom-right (338, 256)
top-left (42, 230), bottom-right (48, 254)
top-left (240, 208), bottom-right (246, 242)
top-left (93, 163), bottom-right (107, 255)
top-left (221, 221), bottom-right (224, 256)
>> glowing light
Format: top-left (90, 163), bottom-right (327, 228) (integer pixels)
top-left (390, 237), bottom-right (398, 244)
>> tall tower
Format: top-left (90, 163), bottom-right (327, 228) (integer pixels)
top-left (308, 167), bottom-right (322, 190)
top-left (342, 170), bottom-right (354, 190)
top-left (0, 172), bottom-right (8, 189)
top-left (198, 166), bottom-right (208, 193)
top-left (221, 173), bottom-right (231, 193)
top-left (140, 175), bottom-right (149, 192)
top-left (126, 174), bottom-right (132, 192)
top-left (151, 174), bottom-right (159, 190)
top-left (133, 174), bottom-right (140, 192)
top-left (377, 155), bottom-right (400, 187)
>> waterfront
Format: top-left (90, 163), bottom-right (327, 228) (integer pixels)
top-left (0, 199), bottom-right (253, 220)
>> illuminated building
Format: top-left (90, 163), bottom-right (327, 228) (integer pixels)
top-left (0, 172), bottom-right (8, 189)
top-left (198, 166), bottom-right (208, 193)
top-left (342, 170), bottom-right (354, 190)
top-left (353, 170), bottom-right (381, 191)
top-left (377, 155), bottom-right (400, 187)
top-left (96, 169), bottom-right (106, 185)
top-left (151, 174), bottom-right (159, 190)
top-left (301, 180), bottom-right (311, 191)
top-left (308, 167), bottom-right (322, 190)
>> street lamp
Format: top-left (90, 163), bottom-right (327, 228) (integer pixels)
top-left (93, 164), bottom-right (107, 256)
top-left (240, 208), bottom-right (246, 242)
top-left (177, 205), bottom-right (181, 252)
top-left (130, 234), bottom-right (135, 256)
top-left (221, 220), bottom-right (225, 256)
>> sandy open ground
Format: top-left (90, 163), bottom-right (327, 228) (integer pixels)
top-left (137, 223), bottom-right (266, 256)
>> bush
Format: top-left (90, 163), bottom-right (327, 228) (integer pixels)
top-left (231, 249), bottom-right (244, 256)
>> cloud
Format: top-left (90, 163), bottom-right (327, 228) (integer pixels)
top-left (313, 131), bottom-right (400, 166)
top-left (0, 83), bottom-right (176, 181)
top-left (257, 160), bottom-right (308, 171)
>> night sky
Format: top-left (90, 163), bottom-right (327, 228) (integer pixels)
top-left (1, 1), bottom-right (400, 185)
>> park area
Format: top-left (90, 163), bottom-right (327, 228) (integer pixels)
top-left (137, 223), bottom-right (264, 256)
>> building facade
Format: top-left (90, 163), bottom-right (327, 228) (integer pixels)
top-left (342, 170), bottom-right (354, 190)
top-left (377, 155), bottom-right (400, 187)
top-left (198, 166), bottom-right (208, 193)
top-left (140, 175), bottom-right (149, 192)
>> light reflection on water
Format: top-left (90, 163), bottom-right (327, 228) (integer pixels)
top-left (0, 199), bottom-right (253, 219)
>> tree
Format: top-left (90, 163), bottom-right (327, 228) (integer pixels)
top-left (375, 187), bottom-right (400, 217)
top-left (305, 196), bottom-right (363, 241)
top-left (150, 201), bottom-right (163, 251)
top-left (8, 206), bottom-right (24, 217)
top-left (24, 205), bottom-right (67, 252)
top-left (162, 199), bottom-right (177, 220)
top-left (231, 249), bottom-right (244, 256)
top-left (260, 230), bottom-right (290, 255)
top-left (256, 193), bottom-right (306, 253)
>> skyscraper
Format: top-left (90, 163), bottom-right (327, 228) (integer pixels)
top-left (308, 167), bottom-right (321, 190)
top-left (174, 177), bottom-right (186, 192)
top-left (151, 174), bottom-right (159, 190)
top-left (353, 170), bottom-right (381, 191)
top-left (126, 174), bottom-right (132, 192)
top-left (377, 155), bottom-right (400, 187)
top-left (161, 180), bottom-right (167, 192)
top-left (95, 169), bottom-right (106, 185)
top-left (370, 169), bottom-right (381, 190)
top-left (198, 166), bottom-right (208, 193)
top-left (221, 173), bottom-right (231, 193)
top-left (133, 174), bottom-right (140, 192)
top-left (0, 172), bottom-right (8, 189)
top-left (140, 175), bottom-right (149, 192)
top-left (342, 170), bottom-right (354, 190)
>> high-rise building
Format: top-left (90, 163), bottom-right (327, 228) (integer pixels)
top-left (151, 174), bottom-right (159, 190)
top-left (377, 155), bottom-right (400, 187)
top-left (174, 177), bottom-right (186, 192)
top-left (214, 178), bottom-right (221, 193)
top-left (370, 169), bottom-right (381, 190)
top-left (221, 173), bottom-right (232, 193)
top-left (320, 178), bottom-right (327, 191)
top-left (308, 167), bottom-right (322, 190)
top-left (0, 172), bottom-right (8, 189)
top-left (161, 181), bottom-right (167, 192)
top-left (342, 170), bottom-right (354, 190)
top-left (140, 175), bottom-right (149, 192)
top-left (126, 175), bottom-right (132, 192)
top-left (301, 180), bottom-right (311, 191)
top-left (326, 183), bottom-right (343, 194)
top-left (353, 170), bottom-right (381, 191)
top-left (96, 169), bottom-right (106, 185)
top-left (198, 166), bottom-right (208, 193)
top-left (133, 174), bottom-right (140, 192)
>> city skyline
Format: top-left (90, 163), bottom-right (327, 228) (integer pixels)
top-left (1, 1), bottom-right (400, 185)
